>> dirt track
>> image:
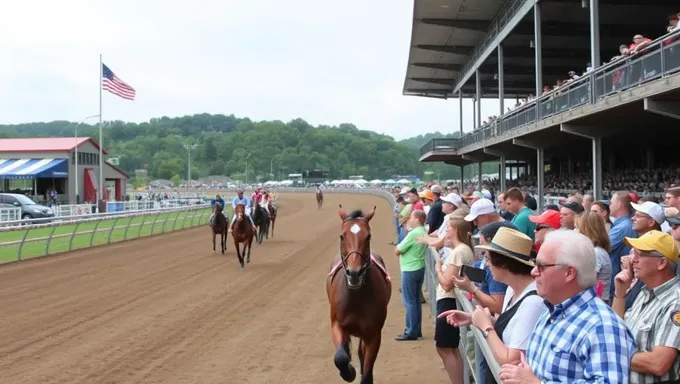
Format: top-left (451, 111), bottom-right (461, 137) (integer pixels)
top-left (0, 193), bottom-right (448, 384)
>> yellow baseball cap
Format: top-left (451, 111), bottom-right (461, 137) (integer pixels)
top-left (625, 230), bottom-right (679, 263)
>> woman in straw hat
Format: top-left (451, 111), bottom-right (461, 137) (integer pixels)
top-left (431, 216), bottom-right (475, 383)
top-left (438, 226), bottom-right (547, 383)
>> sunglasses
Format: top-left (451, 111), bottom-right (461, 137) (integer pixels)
top-left (534, 261), bottom-right (568, 273)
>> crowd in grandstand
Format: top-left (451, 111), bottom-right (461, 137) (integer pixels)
top-left (390, 183), bottom-right (680, 383)
top-left (476, 14), bottom-right (680, 130)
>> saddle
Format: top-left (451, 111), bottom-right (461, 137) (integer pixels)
top-left (328, 254), bottom-right (391, 283)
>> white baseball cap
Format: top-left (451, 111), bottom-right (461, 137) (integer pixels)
top-left (441, 193), bottom-right (462, 207)
top-left (631, 201), bottom-right (666, 225)
top-left (464, 198), bottom-right (496, 222)
top-left (399, 187), bottom-right (409, 195)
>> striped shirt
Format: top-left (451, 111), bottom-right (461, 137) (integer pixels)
top-left (624, 276), bottom-right (680, 384)
top-left (527, 288), bottom-right (636, 383)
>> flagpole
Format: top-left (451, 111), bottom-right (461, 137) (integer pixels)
top-left (99, 54), bottom-right (103, 207)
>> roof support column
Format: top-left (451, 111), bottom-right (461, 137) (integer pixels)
top-left (513, 139), bottom-right (545, 211)
top-left (560, 124), bottom-right (603, 200)
top-left (472, 99), bottom-right (477, 128)
top-left (484, 148), bottom-right (507, 192)
top-left (459, 91), bottom-right (463, 136)
top-left (460, 166), bottom-right (464, 190)
top-left (589, 0), bottom-right (600, 69)
top-left (476, 69), bottom-right (482, 128)
top-left (498, 44), bottom-right (504, 116)
top-left (534, 1), bottom-right (543, 98)
top-left (477, 162), bottom-right (483, 191)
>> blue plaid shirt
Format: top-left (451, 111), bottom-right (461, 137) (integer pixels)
top-left (527, 288), bottom-right (636, 383)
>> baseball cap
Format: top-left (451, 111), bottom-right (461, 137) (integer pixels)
top-left (625, 230), bottom-right (679, 263)
top-left (399, 187), bottom-right (409, 195)
top-left (464, 191), bottom-right (485, 200)
top-left (464, 198), bottom-right (496, 222)
top-left (440, 193), bottom-right (462, 207)
top-left (529, 210), bottom-right (561, 230)
top-left (431, 185), bottom-right (444, 194)
top-left (481, 189), bottom-right (492, 199)
top-left (631, 201), bottom-right (666, 224)
top-left (559, 200), bottom-right (585, 214)
top-left (666, 214), bottom-right (680, 226)
top-left (418, 189), bottom-right (435, 201)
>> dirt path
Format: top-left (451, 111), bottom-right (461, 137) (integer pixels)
top-left (0, 193), bottom-right (448, 384)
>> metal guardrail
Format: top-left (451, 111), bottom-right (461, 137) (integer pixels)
top-left (0, 205), bottom-right (213, 263)
top-left (422, 30), bottom-right (680, 155)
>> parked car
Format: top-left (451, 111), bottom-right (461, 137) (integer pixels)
top-left (0, 193), bottom-right (55, 224)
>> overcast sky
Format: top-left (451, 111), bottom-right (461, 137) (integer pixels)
top-left (0, 0), bottom-right (508, 140)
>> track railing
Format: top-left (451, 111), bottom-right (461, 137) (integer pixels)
top-left (0, 205), bottom-right (213, 263)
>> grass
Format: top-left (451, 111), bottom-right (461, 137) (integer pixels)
top-left (0, 207), bottom-right (222, 263)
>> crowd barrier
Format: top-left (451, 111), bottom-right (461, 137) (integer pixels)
top-left (0, 205), bottom-right (213, 263)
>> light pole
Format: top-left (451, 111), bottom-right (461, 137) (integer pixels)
top-left (245, 152), bottom-right (252, 185)
top-left (74, 114), bottom-right (100, 204)
top-left (183, 143), bottom-right (198, 193)
top-left (270, 158), bottom-right (274, 180)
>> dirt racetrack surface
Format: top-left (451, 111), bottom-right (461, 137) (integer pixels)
top-left (0, 193), bottom-right (449, 384)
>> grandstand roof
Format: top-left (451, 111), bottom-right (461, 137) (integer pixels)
top-left (0, 137), bottom-right (108, 154)
top-left (403, 0), bottom-right (678, 99)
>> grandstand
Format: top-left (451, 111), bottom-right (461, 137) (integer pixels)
top-left (405, 0), bottom-right (680, 208)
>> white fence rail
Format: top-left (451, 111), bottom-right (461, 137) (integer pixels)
top-left (0, 207), bottom-right (21, 222)
top-left (0, 205), bottom-right (213, 262)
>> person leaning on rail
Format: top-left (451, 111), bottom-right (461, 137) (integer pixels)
top-left (439, 226), bottom-right (547, 384)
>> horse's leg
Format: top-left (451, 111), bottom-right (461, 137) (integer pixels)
top-left (359, 334), bottom-right (381, 384)
top-left (332, 322), bottom-right (356, 382)
top-left (246, 233), bottom-right (253, 264)
top-left (221, 230), bottom-right (226, 254)
top-left (358, 339), bottom-right (365, 376)
top-left (235, 239), bottom-right (244, 269)
top-left (212, 231), bottom-right (216, 252)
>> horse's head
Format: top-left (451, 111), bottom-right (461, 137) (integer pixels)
top-left (214, 204), bottom-right (223, 213)
top-left (234, 204), bottom-right (245, 221)
top-left (338, 204), bottom-right (376, 289)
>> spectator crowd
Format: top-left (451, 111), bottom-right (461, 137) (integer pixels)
top-left (390, 183), bottom-right (680, 383)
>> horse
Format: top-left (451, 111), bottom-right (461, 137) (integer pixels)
top-left (231, 204), bottom-right (255, 269)
top-left (251, 202), bottom-right (269, 244)
top-left (326, 205), bottom-right (391, 384)
top-left (316, 189), bottom-right (324, 209)
top-left (267, 202), bottom-right (277, 238)
top-left (211, 203), bottom-right (228, 254)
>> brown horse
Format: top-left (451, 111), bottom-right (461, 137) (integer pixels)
top-left (211, 204), bottom-right (228, 254)
top-left (267, 201), bottom-right (277, 238)
top-left (231, 204), bottom-right (254, 269)
top-left (326, 205), bottom-right (391, 384)
top-left (316, 189), bottom-right (324, 209)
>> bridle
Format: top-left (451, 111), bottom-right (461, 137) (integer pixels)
top-left (339, 217), bottom-right (372, 280)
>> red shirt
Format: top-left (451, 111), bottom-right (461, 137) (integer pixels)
top-left (412, 201), bottom-right (424, 211)
top-left (251, 192), bottom-right (262, 203)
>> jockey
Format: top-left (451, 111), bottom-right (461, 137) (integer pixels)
top-left (251, 188), bottom-right (263, 205)
top-left (230, 188), bottom-right (256, 232)
top-left (316, 184), bottom-right (322, 193)
top-left (208, 194), bottom-right (227, 226)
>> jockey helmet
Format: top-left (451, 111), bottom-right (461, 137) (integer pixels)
top-left (236, 188), bottom-right (244, 194)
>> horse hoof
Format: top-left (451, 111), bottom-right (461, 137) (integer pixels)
top-left (334, 349), bottom-right (356, 382)
top-left (240, 263), bottom-right (244, 270)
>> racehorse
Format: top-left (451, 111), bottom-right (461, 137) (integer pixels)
top-left (211, 203), bottom-right (228, 254)
top-left (326, 205), bottom-right (391, 384)
top-left (231, 204), bottom-right (254, 269)
top-left (316, 189), bottom-right (324, 209)
top-left (267, 202), bottom-right (277, 238)
top-left (251, 202), bottom-right (269, 244)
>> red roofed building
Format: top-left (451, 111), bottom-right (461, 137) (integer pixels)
top-left (0, 137), bottom-right (128, 204)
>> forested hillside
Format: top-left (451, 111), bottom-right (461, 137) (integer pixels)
top-left (1, 114), bottom-right (479, 182)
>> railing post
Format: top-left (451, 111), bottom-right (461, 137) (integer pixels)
top-left (68, 221), bottom-right (81, 252)
top-left (122, 216), bottom-right (133, 241)
top-left (150, 212), bottom-right (162, 236)
top-left (17, 227), bottom-right (32, 261)
top-left (107, 216), bottom-right (121, 244)
top-left (44, 225), bottom-right (59, 256)
top-left (89, 219), bottom-right (104, 247)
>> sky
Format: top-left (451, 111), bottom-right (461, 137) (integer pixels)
top-left (0, 0), bottom-right (507, 140)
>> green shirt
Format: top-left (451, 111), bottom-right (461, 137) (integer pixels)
top-left (399, 204), bottom-right (412, 219)
top-left (397, 225), bottom-right (426, 272)
top-left (512, 206), bottom-right (536, 242)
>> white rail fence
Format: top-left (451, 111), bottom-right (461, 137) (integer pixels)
top-left (0, 205), bottom-right (213, 262)
top-left (0, 207), bottom-right (21, 222)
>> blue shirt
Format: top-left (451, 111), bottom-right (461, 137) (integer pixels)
top-left (473, 259), bottom-right (508, 295)
top-left (211, 199), bottom-right (225, 208)
top-left (527, 288), bottom-right (636, 383)
top-left (232, 196), bottom-right (251, 208)
top-left (608, 215), bottom-right (637, 280)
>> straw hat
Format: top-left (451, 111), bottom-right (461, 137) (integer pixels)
top-left (475, 226), bottom-right (535, 266)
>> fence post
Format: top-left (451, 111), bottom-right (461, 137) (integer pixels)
top-left (44, 225), bottom-right (59, 256)
top-left (107, 216), bottom-right (122, 244)
top-left (150, 212), bottom-right (162, 236)
top-left (89, 219), bottom-right (104, 247)
top-left (17, 227), bottom-right (32, 261)
top-left (122, 216), bottom-right (133, 241)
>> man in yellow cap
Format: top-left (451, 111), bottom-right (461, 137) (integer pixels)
top-left (612, 230), bottom-right (680, 383)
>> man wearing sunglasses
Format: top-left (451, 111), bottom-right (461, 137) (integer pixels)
top-left (612, 230), bottom-right (680, 383)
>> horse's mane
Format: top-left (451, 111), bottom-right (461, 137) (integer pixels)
top-left (347, 210), bottom-right (364, 220)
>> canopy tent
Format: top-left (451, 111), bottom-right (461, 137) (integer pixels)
top-left (383, 179), bottom-right (397, 184)
top-left (369, 179), bottom-right (383, 184)
top-left (0, 158), bottom-right (68, 179)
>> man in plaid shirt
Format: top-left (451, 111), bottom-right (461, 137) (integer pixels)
top-left (500, 230), bottom-right (636, 383)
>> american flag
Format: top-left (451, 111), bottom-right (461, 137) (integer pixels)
top-left (102, 63), bottom-right (136, 100)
